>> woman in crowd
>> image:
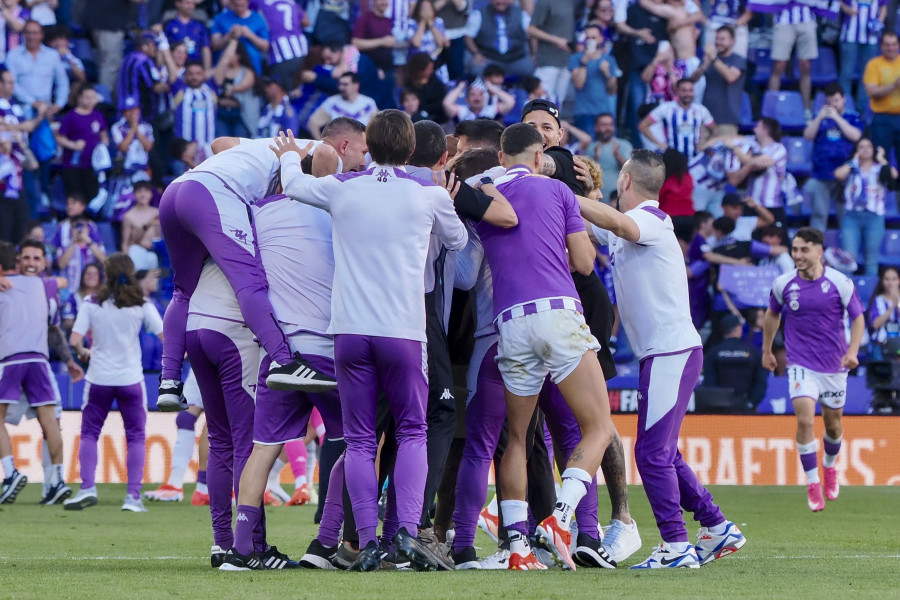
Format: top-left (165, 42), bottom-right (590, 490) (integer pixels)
top-left (867, 266), bottom-right (900, 360)
top-left (61, 262), bottom-right (103, 333)
top-left (213, 37), bottom-right (258, 138)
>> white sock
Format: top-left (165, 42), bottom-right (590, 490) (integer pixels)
top-left (500, 500), bottom-right (530, 555)
top-left (305, 440), bottom-right (317, 487)
top-left (708, 521), bottom-right (728, 535)
top-left (552, 468), bottom-right (591, 531)
top-left (667, 541), bottom-right (690, 552)
top-left (1, 455), bottom-right (14, 479)
top-left (42, 442), bottom-right (51, 493)
top-left (196, 482), bottom-right (208, 494)
top-left (51, 464), bottom-right (63, 486)
top-left (168, 428), bottom-right (196, 488)
top-left (80, 485), bottom-right (97, 494)
top-left (269, 458), bottom-right (286, 484)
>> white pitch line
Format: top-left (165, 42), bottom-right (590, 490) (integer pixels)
top-left (733, 555), bottom-right (900, 560)
top-left (0, 556), bottom-right (192, 561)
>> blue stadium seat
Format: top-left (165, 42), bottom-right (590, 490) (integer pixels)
top-left (504, 88), bottom-right (529, 126)
top-left (761, 90), bottom-right (806, 133)
top-left (750, 47), bottom-right (773, 87)
top-left (72, 38), bottom-right (93, 62)
top-left (94, 83), bottom-right (112, 104)
top-left (42, 222), bottom-right (57, 243)
top-left (783, 136), bottom-right (813, 177)
top-left (739, 92), bottom-right (755, 133)
top-left (824, 228), bottom-right (842, 249)
top-left (813, 90), bottom-right (856, 115)
top-left (810, 47), bottom-right (838, 87)
top-left (880, 231), bottom-right (900, 266)
top-left (96, 221), bottom-right (118, 255)
top-left (854, 276), bottom-right (879, 306)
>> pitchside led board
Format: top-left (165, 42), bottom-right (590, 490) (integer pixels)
top-left (8, 414), bottom-right (900, 487)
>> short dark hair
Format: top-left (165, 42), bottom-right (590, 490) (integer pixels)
top-left (794, 226), bottom-right (825, 247)
top-left (0, 241), bottom-right (15, 271)
top-left (407, 52), bottom-right (433, 79)
top-left (339, 72), bottom-right (359, 85)
top-left (133, 180), bottom-right (154, 193)
top-left (483, 64), bottom-right (505, 79)
top-left (522, 76), bottom-right (542, 95)
top-left (676, 77), bottom-right (693, 88)
top-left (500, 123), bottom-right (543, 157)
top-left (321, 116), bottom-right (366, 141)
top-left (452, 148), bottom-right (501, 181)
top-left (409, 120), bottom-right (447, 167)
top-left (459, 118), bottom-right (504, 150)
top-left (624, 149), bottom-right (666, 196)
top-left (693, 210), bottom-right (713, 228)
top-left (716, 25), bottom-right (735, 39)
top-left (758, 224), bottom-right (785, 240)
top-left (67, 191), bottom-right (88, 205)
top-left (713, 216), bottom-right (736, 235)
top-left (824, 81), bottom-right (845, 97)
top-left (881, 31), bottom-right (899, 45)
top-left (185, 60), bottom-right (204, 71)
top-left (366, 109), bottom-right (415, 165)
top-left (400, 87), bottom-right (418, 101)
top-left (170, 137), bottom-right (190, 158)
top-left (18, 238), bottom-right (45, 258)
top-left (759, 116), bottom-right (782, 142)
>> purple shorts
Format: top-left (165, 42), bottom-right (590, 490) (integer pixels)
top-left (0, 359), bottom-right (58, 406)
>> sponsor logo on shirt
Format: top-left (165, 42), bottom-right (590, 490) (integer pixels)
top-left (230, 228), bottom-right (250, 245)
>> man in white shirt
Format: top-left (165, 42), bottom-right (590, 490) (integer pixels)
top-left (307, 72), bottom-right (377, 138)
top-left (639, 78), bottom-right (716, 160)
top-left (580, 149), bottom-right (745, 569)
top-left (271, 110), bottom-right (468, 571)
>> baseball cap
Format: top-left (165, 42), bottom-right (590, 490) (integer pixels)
top-left (722, 192), bottom-right (743, 206)
top-left (720, 314), bottom-right (742, 335)
top-left (521, 99), bottom-right (560, 126)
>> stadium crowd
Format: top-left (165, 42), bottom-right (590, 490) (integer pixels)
top-left (0, 0), bottom-right (897, 575)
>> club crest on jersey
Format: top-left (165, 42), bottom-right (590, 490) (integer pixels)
top-left (821, 281), bottom-right (831, 294)
top-left (790, 300), bottom-right (799, 311)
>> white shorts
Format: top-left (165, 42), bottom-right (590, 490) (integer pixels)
top-left (788, 365), bottom-right (847, 409)
top-left (496, 309), bottom-right (600, 396)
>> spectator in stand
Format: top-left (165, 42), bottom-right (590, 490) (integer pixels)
top-left (719, 190), bottom-right (776, 241)
top-left (56, 84), bottom-right (108, 202)
top-left (641, 41), bottom-right (679, 104)
top-left (725, 117), bottom-right (788, 227)
top-left (90, 0), bottom-right (131, 93)
top-left (0, 129), bottom-right (37, 243)
top-left (170, 60), bottom-right (217, 149)
top-left (408, 0), bottom-right (449, 65)
top-left (463, 0), bottom-right (533, 79)
top-left (1, 0), bottom-right (30, 60)
top-left (703, 314), bottom-right (767, 412)
top-left (352, 0), bottom-right (396, 77)
top-left (835, 137), bottom-right (897, 276)
top-left (46, 26), bottom-right (86, 84)
top-left (307, 72), bottom-right (377, 137)
top-left (210, 0), bottom-right (270, 75)
top-left (111, 106), bottom-right (155, 181)
top-left (435, 0), bottom-right (471, 82)
top-left (307, 43), bottom-right (392, 109)
top-left (868, 266), bottom-right (900, 360)
top-left (587, 113), bottom-right (632, 202)
top-left (694, 26), bottom-right (745, 136)
top-left (258, 75), bottom-right (299, 138)
top-left (122, 181), bottom-right (161, 272)
top-left (164, 0), bottom-right (213, 70)
top-left (756, 225), bottom-right (794, 274)
top-left (256, 0), bottom-right (310, 85)
top-left (639, 78), bottom-right (716, 159)
top-left (26, 0), bottom-right (56, 26)
top-left (659, 147), bottom-right (695, 230)
top-left (522, 75), bottom-right (547, 101)
top-left (639, 0), bottom-right (705, 61)
top-left (839, 0), bottom-right (885, 109)
top-left (168, 137), bottom-right (199, 177)
top-left (405, 52), bottom-right (448, 121)
top-left (768, 1), bottom-right (818, 115)
top-left (400, 87), bottom-right (430, 122)
top-left (569, 24), bottom-right (619, 135)
top-left (617, 0), bottom-right (664, 147)
top-left (705, 0), bottom-right (751, 58)
top-left (51, 193), bottom-right (106, 289)
top-left (211, 37), bottom-right (258, 139)
top-left (684, 210), bottom-right (714, 328)
top-left (442, 78), bottom-right (514, 122)
top-left (117, 34), bottom-right (169, 122)
top-left (528, 0), bottom-right (576, 105)
top-left (61, 262), bottom-right (103, 333)
top-left (7, 20), bottom-right (68, 116)
top-left (865, 32), bottom-right (900, 174)
top-left (802, 82), bottom-right (863, 233)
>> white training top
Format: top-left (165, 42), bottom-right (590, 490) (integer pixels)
top-left (592, 200), bottom-right (701, 359)
top-left (252, 194), bottom-right (334, 336)
top-left (187, 259), bottom-right (244, 324)
top-left (280, 155), bottom-right (468, 341)
top-left (72, 297), bottom-right (163, 386)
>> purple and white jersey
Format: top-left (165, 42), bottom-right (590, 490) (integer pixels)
top-left (111, 118), bottom-right (154, 173)
top-left (0, 274), bottom-right (49, 361)
top-left (0, 7), bottom-right (29, 60)
top-left (405, 17), bottom-right (447, 58)
top-left (456, 102), bottom-right (499, 122)
top-left (258, 96), bottom-right (299, 139)
top-left (72, 296), bottom-right (163, 386)
top-left (476, 166), bottom-right (583, 319)
top-left (869, 294), bottom-right (900, 342)
top-left (769, 267), bottom-right (864, 373)
top-left (843, 160), bottom-right (887, 215)
top-left (117, 51), bottom-right (165, 116)
top-left (50, 221), bottom-right (104, 289)
top-left (0, 153), bottom-right (22, 199)
top-left (279, 158), bottom-right (467, 342)
top-left (318, 93), bottom-right (378, 124)
top-left (0, 97), bottom-right (25, 129)
top-left (252, 194), bottom-right (334, 336)
top-left (164, 16), bottom-right (211, 62)
top-left (591, 200), bottom-right (701, 359)
top-left (256, 0), bottom-right (310, 64)
top-left (727, 137), bottom-right (787, 208)
top-left (58, 109), bottom-right (107, 169)
top-left (647, 101), bottom-right (715, 160)
top-left (776, 2), bottom-right (813, 23)
top-left (841, 0), bottom-right (883, 44)
top-left (171, 78), bottom-right (218, 147)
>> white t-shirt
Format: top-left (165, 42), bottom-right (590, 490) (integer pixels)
top-left (72, 298), bottom-right (163, 386)
top-left (280, 156), bottom-right (468, 341)
top-left (187, 260), bottom-right (244, 324)
top-left (319, 94), bottom-right (378, 124)
top-left (592, 200), bottom-right (701, 359)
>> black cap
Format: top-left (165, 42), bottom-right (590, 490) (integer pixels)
top-left (262, 74), bottom-right (290, 90)
top-left (720, 314), bottom-right (743, 334)
top-left (521, 99), bottom-right (560, 126)
top-left (722, 192), bottom-right (743, 206)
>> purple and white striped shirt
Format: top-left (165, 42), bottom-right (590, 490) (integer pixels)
top-left (776, 2), bottom-right (813, 23)
top-left (843, 159), bottom-right (887, 215)
top-left (729, 138), bottom-right (788, 208)
top-left (172, 78), bottom-right (217, 147)
top-left (647, 101), bottom-right (715, 160)
top-left (840, 0), bottom-right (882, 44)
top-left (318, 93), bottom-right (378, 124)
top-left (257, 0), bottom-right (310, 64)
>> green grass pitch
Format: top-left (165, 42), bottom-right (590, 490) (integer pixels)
top-left (2, 484), bottom-right (899, 599)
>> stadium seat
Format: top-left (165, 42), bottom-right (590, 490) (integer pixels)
top-left (824, 228), bottom-right (842, 249)
top-left (783, 136), bottom-right (813, 177)
top-left (71, 37), bottom-right (93, 62)
top-left (813, 90), bottom-right (856, 115)
top-left (761, 91), bottom-right (806, 133)
top-left (94, 83), bottom-right (112, 104)
top-left (739, 92), bottom-right (755, 133)
top-left (96, 221), bottom-right (118, 255)
top-left (810, 47), bottom-right (838, 87)
top-left (854, 276), bottom-right (879, 306)
top-left (504, 88), bottom-right (529, 126)
top-left (880, 231), bottom-right (900, 267)
top-left (750, 47), bottom-right (773, 87)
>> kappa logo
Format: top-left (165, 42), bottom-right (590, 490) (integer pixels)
top-left (237, 513), bottom-right (249, 522)
top-left (821, 281), bottom-right (831, 294)
top-left (439, 388), bottom-right (454, 401)
top-left (376, 168), bottom-right (390, 182)
top-left (789, 283), bottom-right (800, 291)
top-left (230, 228), bottom-right (250, 245)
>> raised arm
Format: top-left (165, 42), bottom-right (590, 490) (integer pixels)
top-left (271, 132), bottom-right (339, 210)
top-left (577, 195), bottom-right (641, 242)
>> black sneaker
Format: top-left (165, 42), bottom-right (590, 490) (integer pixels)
top-left (260, 545), bottom-right (301, 569)
top-left (218, 548), bottom-right (265, 571)
top-left (300, 539), bottom-right (338, 570)
top-left (265, 353), bottom-right (338, 393)
top-left (452, 546), bottom-right (482, 570)
top-left (347, 540), bottom-right (381, 572)
top-left (40, 482), bottom-right (71, 505)
top-left (574, 532), bottom-right (617, 569)
top-left (0, 469), bottom-right (27, 504)
top-left (332, 541), bottom-right (359, 570)
top-left (157, 379), bottom-right (188, 412)
top-left (211, 545), bottom-right (227, 568)
top-left (394, 527), bottom-right (452, 571)
top-left (377, 539), bottom-right (410, 570)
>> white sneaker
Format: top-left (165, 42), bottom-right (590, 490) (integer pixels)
top-left (122, 494), bottom-right (148, 512)
top-left (695, 521), bottom-right (746, 565)
top-left (630, 542), bottom-right (700, 569)
top-left (267, 482), bottom-right (292, 504)
top-left (63, 487), bottom-right (99, 511)
top-left (478, 548), bottom-right (510, 570)
top-left (602, 518), bottom-right (642, 563)
top-left (157, 379), bottom-right (188, 412)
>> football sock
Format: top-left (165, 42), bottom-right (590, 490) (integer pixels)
top-left (305, 440), bottom-right (317, 488)
top-left (284, 440), bottom-right (307, 486)
top-left (823, 434), bottom-right (842, 468)
top-left (552, 468), bottom-right (591, 531)
top-left (708, 521), bottom-right (729, 535)
top-left (501, 500), bottom-right (530, 555)
top-left (797, 441), bottom-right (819, 483)
top-left (1, 455), bottom-right (14, 478)
top-left (269, 458), bottom-right (286, 486)
top-left (168, 415), bottom-right (197, 488)
top-left (667, 541), bottom-right (690, 553)
top-left (196, 470), bottom-right (208, 494)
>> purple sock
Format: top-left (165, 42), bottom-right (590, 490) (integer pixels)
top-left (254, 506), bottom-right (268, 554)
top-left (197, 470), bottom-right (207, 485)
top-left (175, 411), bottom-right (198, 431)
top-left (317, 455), bottom-right (344, 548)
top-left (234, 505), bottom-right (261, 556)
top-left (799, 451), bottom-right (817, 473)
top-left (823, 436), bottom-right (842, 462)
top-left (507, 520), bottom-right (529, 539)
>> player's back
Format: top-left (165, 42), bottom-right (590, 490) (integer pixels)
top-left (0, 274), bottom-right (49, 361)
top-left (253, 194), bottom-right (334, 335)
top-left (77, 297), bottom-right (161, 385)
top-left (477, 169), bottom-right (581, 318)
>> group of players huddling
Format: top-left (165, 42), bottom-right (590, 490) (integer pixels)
top-left (1, 96), bottom-right (863, 572)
